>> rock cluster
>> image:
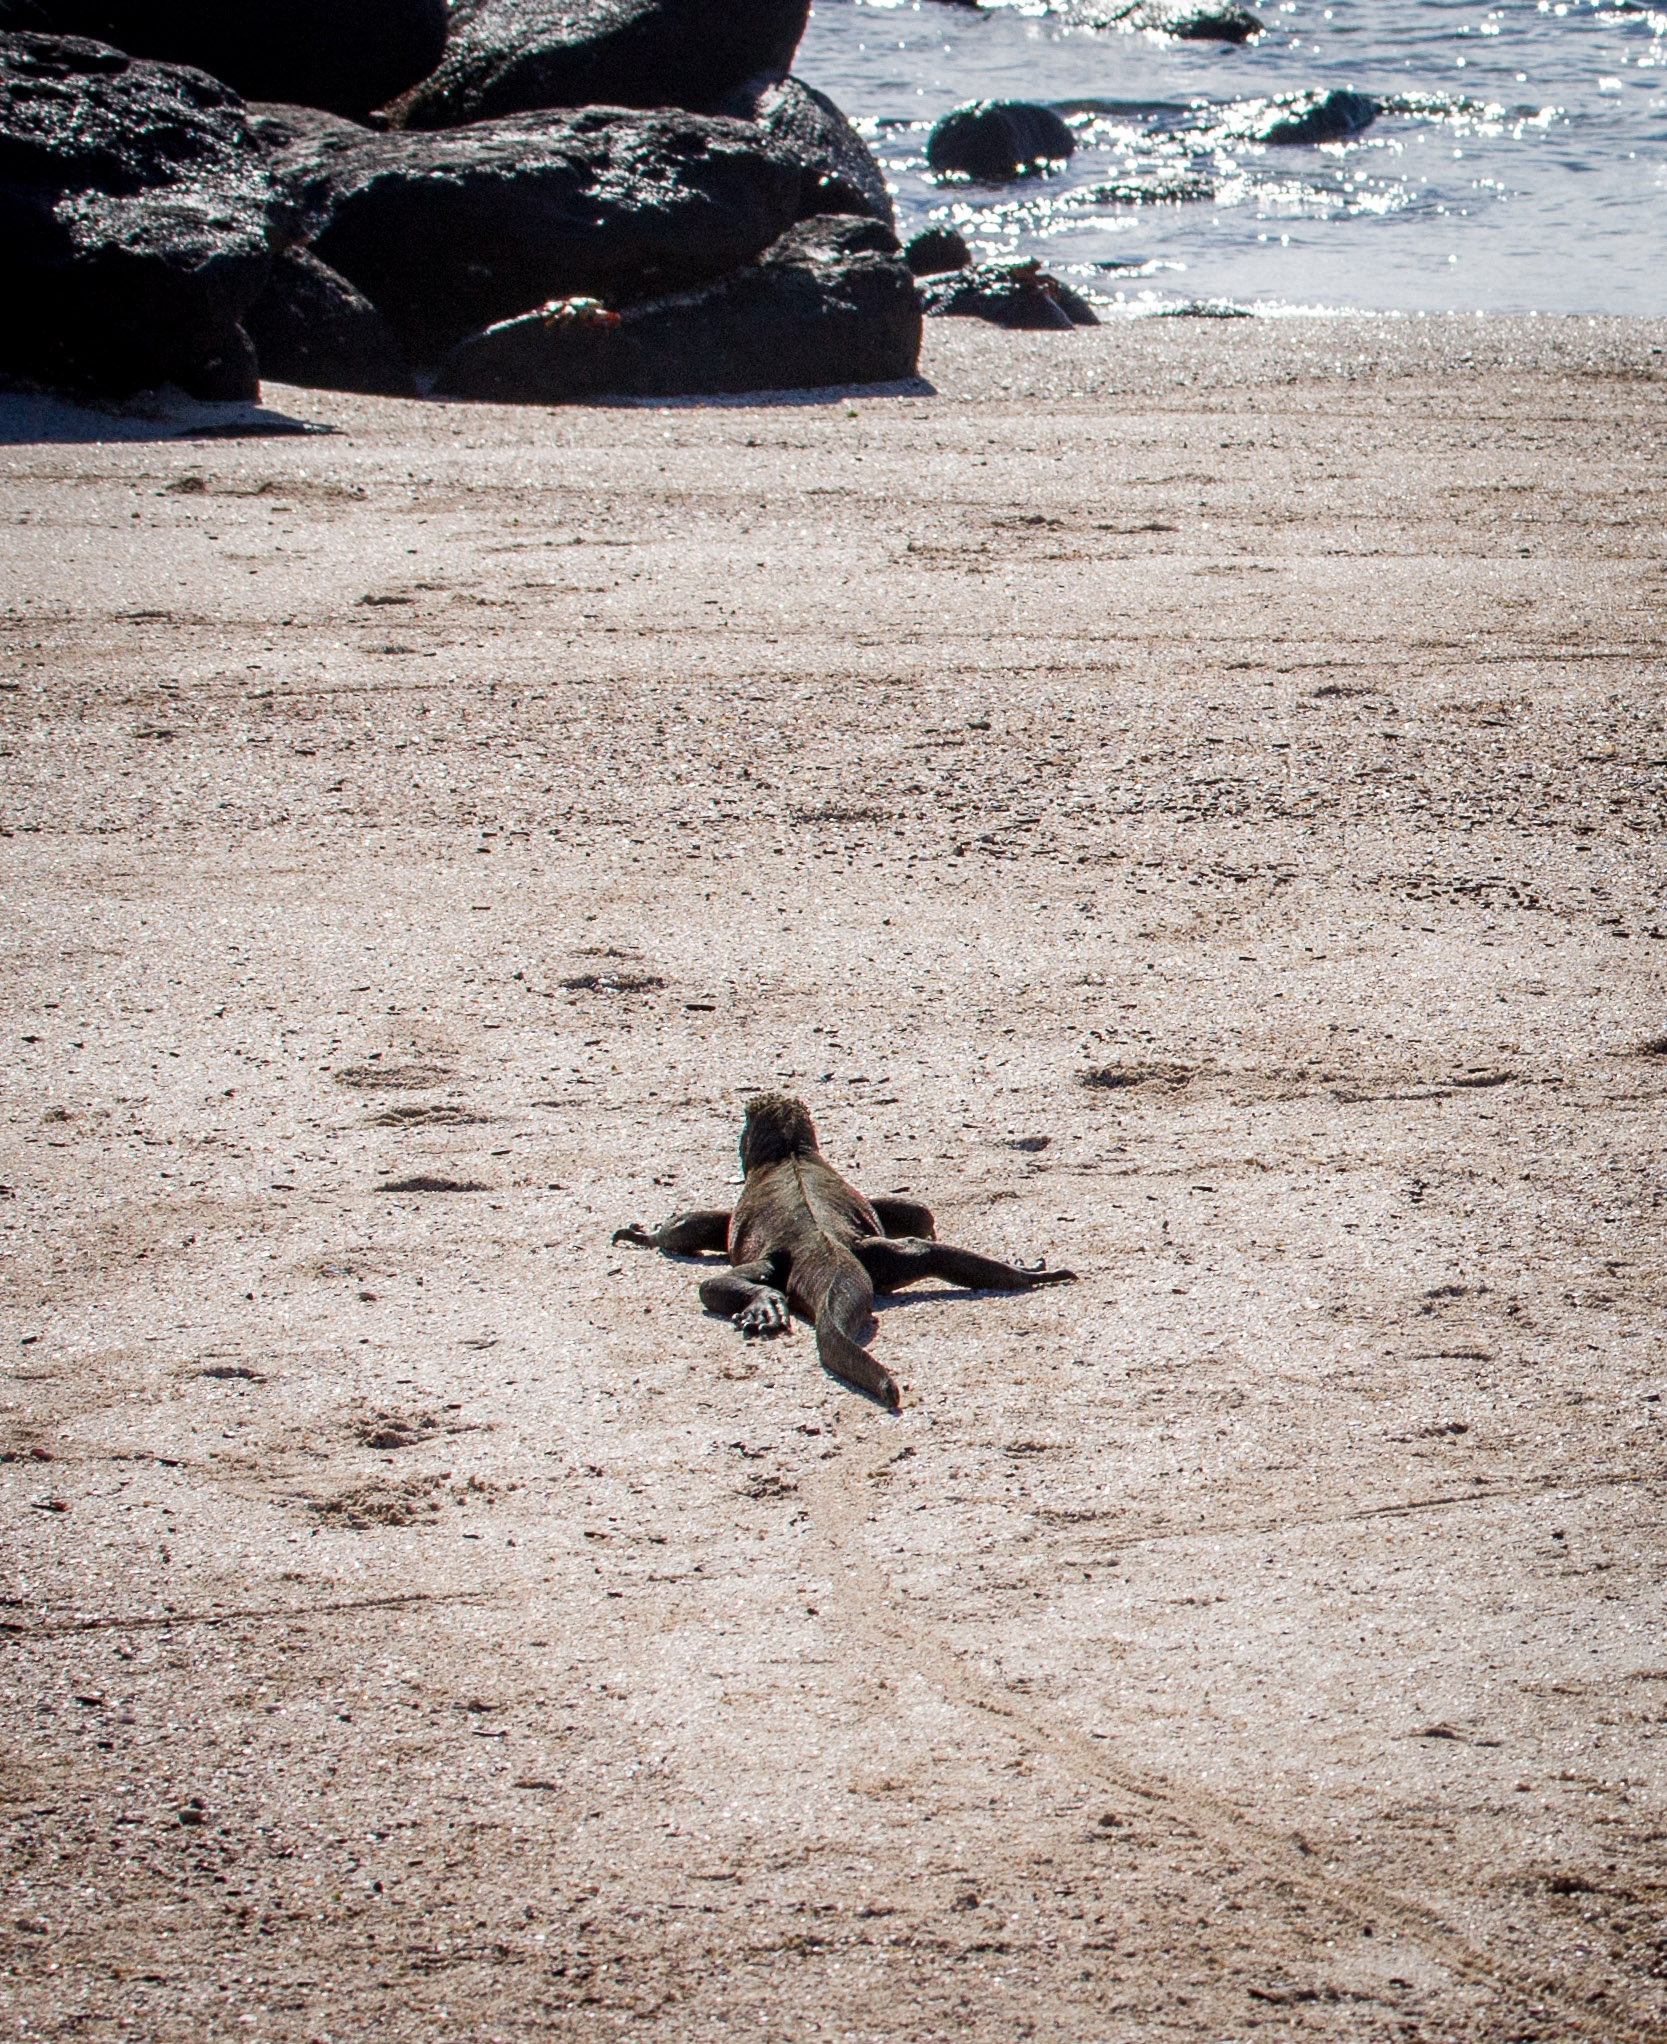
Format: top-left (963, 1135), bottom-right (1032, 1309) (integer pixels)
top-left (0, 0), bottom-right (915, 403)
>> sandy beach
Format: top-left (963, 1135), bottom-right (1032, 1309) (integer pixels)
top-left (4, 314), bottom-right (1667, 2041)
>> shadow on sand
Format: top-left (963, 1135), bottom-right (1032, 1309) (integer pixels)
top-left (1, 374), bottom-right (936, 442)
top-left (0, 388), bottom-right (334, 446)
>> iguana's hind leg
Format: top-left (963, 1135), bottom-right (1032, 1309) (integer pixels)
top-left (854, 1236), bottom-right (1077, 1293)
top-left (700, 1259), bottom-right (791, 1337)
top-left (613, 1209), bottom-right (731, 1254)
top-left (872, 1197), bottom-right (937, 1240)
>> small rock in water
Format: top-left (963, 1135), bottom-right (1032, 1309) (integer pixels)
top-left (920, 258), bottom-right (1098, 329)
top-left (1119, 0), bottom-right (1263, 40)
top-left (926, 100), bottom-right (1075, 183)
top-left (1229, 88), bottom-right (1378, 144)
top-left (386, 0), bottom-right (812, 127)
top-left (918, 0), bottom-right (1259, 34)
top-left (905, 227), bottom-right (972, 276)
top-left (436, 213), bottom-right (921, 401)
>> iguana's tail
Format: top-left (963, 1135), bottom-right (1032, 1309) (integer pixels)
top-left (814, 1251), bottom-right (899, 1410)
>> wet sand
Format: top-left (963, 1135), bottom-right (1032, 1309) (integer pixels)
top-left (3, 315), bottom-right (1667, 2042)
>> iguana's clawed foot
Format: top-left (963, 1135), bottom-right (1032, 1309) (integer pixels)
top-left (612, 1223), bottom-right (658, 1249)
top-left (737, 1295), bottom-right (791, 1338)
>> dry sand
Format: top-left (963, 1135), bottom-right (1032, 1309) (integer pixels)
top-left (3, 314), bottom-right (1667, 2042)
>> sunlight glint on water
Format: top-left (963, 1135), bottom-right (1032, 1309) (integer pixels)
top-left (796, 0), bottom-right (1666, 313)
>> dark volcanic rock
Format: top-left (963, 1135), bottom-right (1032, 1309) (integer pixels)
top-left (0, 0), bottom-right (447, 119)
top-left (921, 257), bottom-right (1099, 328)
top-left (437, 213), bottom-right (920, 403)
top-left (1230, 88), bottom-right (1377, 144)
top-left (246, 100), bottom-right (377, 244)
top-left (388, 0), bottom-right (811, 128)
top-left (256, 75), bottom-right (891, 243)
top-left (737, 75), bottom-right (892, 225)
top-left (275, 106), bottom-right (800, 361)
top-left (926, 100), bottom-right (1075, 183)
top-left (244, 246), bottom-right (413, 394)
top-left (0, 31), bottom-right (272, 397)
top-left (904, 226), bottom-right (971, 275)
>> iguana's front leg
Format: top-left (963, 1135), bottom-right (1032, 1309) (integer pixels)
top-left (700, 1258), bottom-right (792, 1338)
top-left (612, 1208), bottom-right (731, 1255)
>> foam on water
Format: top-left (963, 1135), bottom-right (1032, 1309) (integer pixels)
top-left (796, 0), bottom-right (1666, 313)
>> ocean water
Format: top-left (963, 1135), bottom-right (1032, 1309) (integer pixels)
top-left (796, 0), bottom-right (1666, 313)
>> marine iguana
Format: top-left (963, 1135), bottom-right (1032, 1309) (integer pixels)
top-left (613, 1093), bottom-right (1076, 1408)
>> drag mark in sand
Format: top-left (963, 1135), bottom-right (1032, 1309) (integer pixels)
top-left (802, 1432), bottom-right (1652, 2044)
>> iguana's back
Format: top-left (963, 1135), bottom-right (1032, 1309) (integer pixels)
top-left (730, 1151), bottom-right (879, 1322)
top-left (722, 1094), bottom-right (897, 1407)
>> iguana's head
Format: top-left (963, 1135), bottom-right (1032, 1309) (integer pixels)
top-left (740, 1092), bottom-right (819, 1171)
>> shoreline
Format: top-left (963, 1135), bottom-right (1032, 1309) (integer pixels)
top-left (2, 309), bottom-right (1664, 442)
